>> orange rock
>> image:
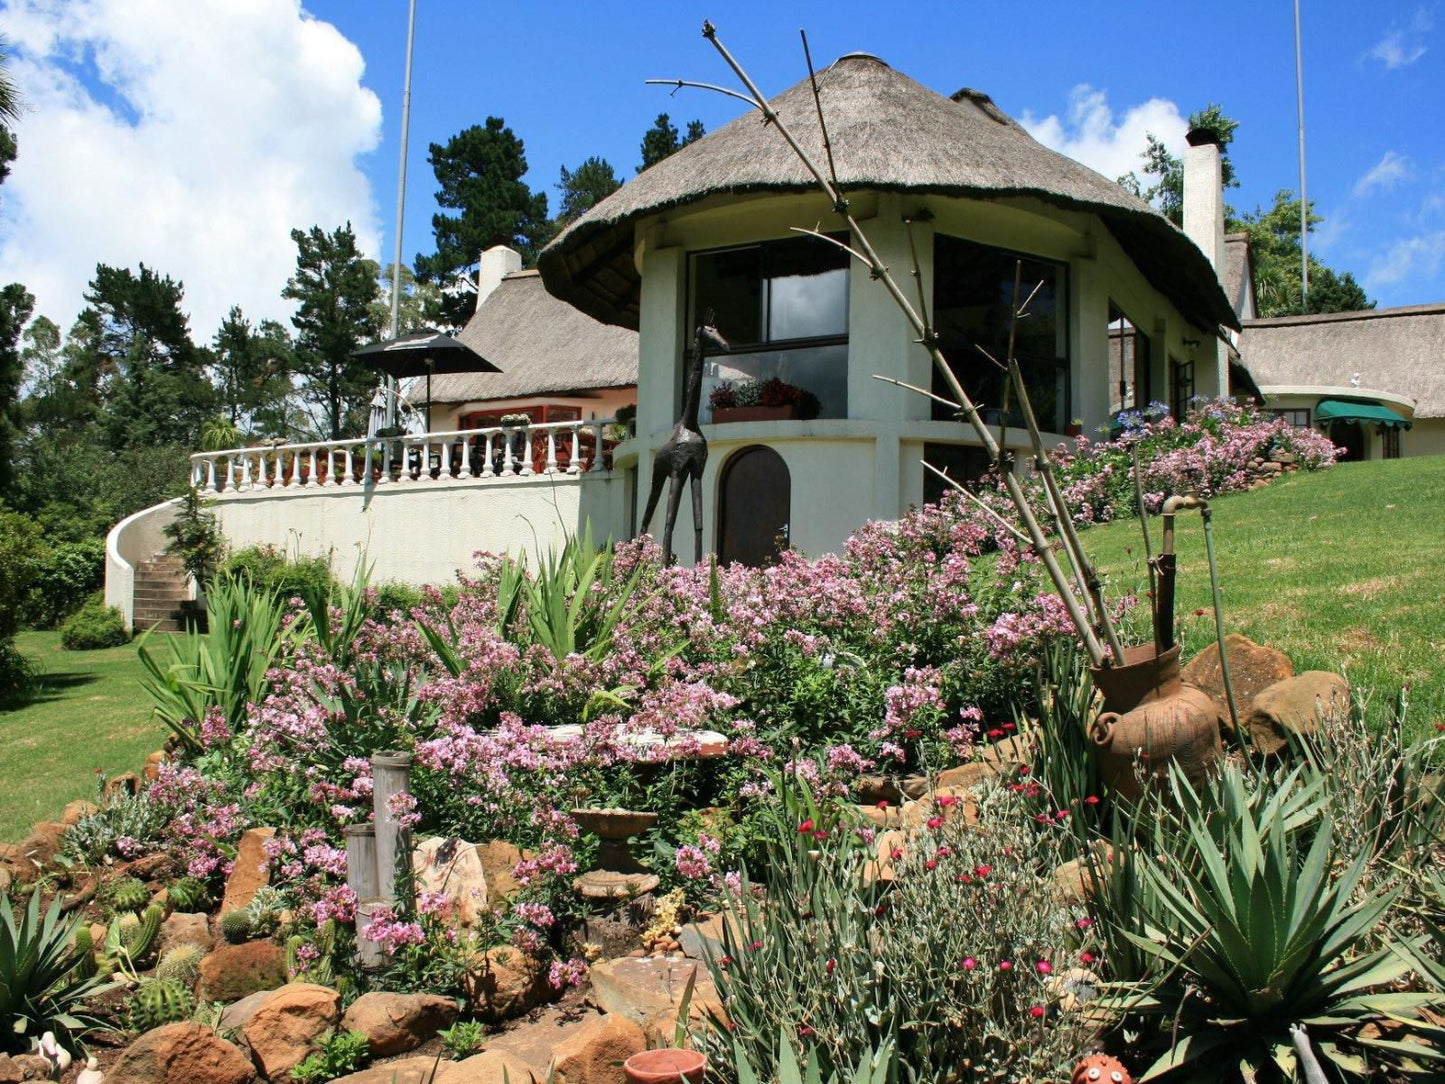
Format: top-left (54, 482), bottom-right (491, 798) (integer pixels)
top-left (110, 1023), bottom-right (254, 1084)
top-left (550, 1013), bottom-right (646, 1084)
top-left (220, 827), bottom-right (275, 915)
top-left (196, 941), bottom-right (287, 1003)
top-left (340, 991), bottom-right (457, 1057)
top-left (241, 982), bottom-right (341, 1081)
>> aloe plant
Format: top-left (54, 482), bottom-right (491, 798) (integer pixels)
top-left (1097, 760), bottom-right (1443, 1081)
top-left (519, 525), bottom-right (650, 663)
top-left (0, 893), bottom-right (114, 1054)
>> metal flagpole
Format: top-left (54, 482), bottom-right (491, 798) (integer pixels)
top-left (387, 0), bottom-right (419, 427)
top-left (1294, 0), bottom-right (1309, 307)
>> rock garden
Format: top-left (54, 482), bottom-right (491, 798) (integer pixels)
top-left (2, 402), bottom-right (1442, 1084)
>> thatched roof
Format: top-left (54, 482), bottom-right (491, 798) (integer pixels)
top-left (1223, 232), bottom-right (1255, 319)
top-left (539, 53), bottom-right (1238, 336)
top-left (420, 271), bottom-right (637, 405)
top-left (1239, 303), bottom-right (1445, 418)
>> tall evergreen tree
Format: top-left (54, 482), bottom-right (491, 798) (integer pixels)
top-left (77, 263), bottom-right (214, 449)
top-left (414, 118), bottom-right (550, 329)
top-left (555, 156), bottom-right (621, 227)
top-left (211, 306), bottom-right (293, 436)
top-left (637, 113), bottom-right (704, 173)
top-left (283, 223), bottom-right (381, 440)
top-left (0, 282), bottom-right (33, 493)
top-left (0, 36), bottom-right (20, 193)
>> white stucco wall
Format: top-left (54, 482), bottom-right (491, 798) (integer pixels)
top-left (209, 472), bottom-right (627, 586)
top-left (105, 498), bottom-right (182, 628)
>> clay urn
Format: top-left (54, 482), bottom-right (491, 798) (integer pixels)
top-left (1090, 644), bottom-right (1221, 802)
top-left (624, 1049), bottom-right (706, 1084)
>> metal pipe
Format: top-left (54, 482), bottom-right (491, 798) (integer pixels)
top-left (1294, 0), bottom-right (1310, 306)
top-left (386, 0), bottom-right (419, 428)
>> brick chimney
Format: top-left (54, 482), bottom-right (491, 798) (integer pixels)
top-left (1182, 126), bottom-right (1226, 273)
top-left (477, 245), bottom-right (522, 313)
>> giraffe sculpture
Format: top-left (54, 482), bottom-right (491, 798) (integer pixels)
top-left (638, 319), bottom-right (729, 565)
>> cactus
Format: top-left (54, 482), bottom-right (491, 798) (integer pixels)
top-left (68, 928), bottom-right (98, 982)
top-left (107, 876), bottom-right (150, 915)
top-left (285, 921), bottom-right (336, 986)
top-left (155, 944), bottom-right (204, 988)
top-left (128, 978), bottom-right (196, 1032)
top-left (220, 910), bottom-right (253, 945)
top-left (167, 876), bottom-right (206, 913)
top-left (124, 903), bottom-right (163, 962)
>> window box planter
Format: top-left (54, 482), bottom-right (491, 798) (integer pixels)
top-left (712, 404), bottom-right (798, 424)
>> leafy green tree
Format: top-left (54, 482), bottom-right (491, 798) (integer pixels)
top-left (0, 36), bottom-right (20, 193)
top-left (211, 306), bottom-right (293, 436)
top-left (414, 118), bottom-right (550, 328)
top-left (637, 113), bottom-right (704, 173)
top-left (74, 263), bottom-right (214, 449)
top-left (1118, 104), bottom-right (1238, 226)
top-left (0, 283), bottom-right (33, 493)
top-left (555, 156), bottom-right (621, 227)
top-left (1236, 191), bottom-right (1372, 317)
top-left (370, 262), bottom-right (443, 335)
top-left (283, 223), bottom-right (381, 440)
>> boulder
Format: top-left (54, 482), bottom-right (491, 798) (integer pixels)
top-left (109, 1023), bottom-right (254, 1084)
top-left (341, 991), bottom-right (458, 1057)
top-left (1247, 672), bottom-right (1351, 757)
top-left (15, 822), bottom-right (67, 873)
top-left (61, 800), bottom-right (99, 826)
top-left (588, 957), bottom-right (720, 1029)
top-left (550, 1013), bottom-right (646, 1084)
top-left (1182, 635), bottom-right (1295, 738)
top-left (477, 839), bottom-right (525, 901)
top-left (862, 828), bottom-right (906, 886)
top-left (217, 988), bottom-right (274, 1034)
top-left (900, 788), bottom-right (978, 831)
top-left (144, 749), bottom-right (169, 782)
top-left (196, 940), bottom-right (288, 1003)
top-left (413, 837), bottom-right (491, 929)
top-left (483, 1007), bottom-right (606, 1076)
top-left (852, 775), bottom-right (902, 805)
top-left (0, 1053), bottom-right (53, 1081)
top-left (331, 1058), bottom-right (453, 1084)
top-left (463, 944), bottom-right (551, 1022)
top-left (437, 1050), bottom-right (537, 1084)
top-left (160, 911), bottom-right (213, 955)
top-left (241, 982), bottom-right (341, 1081)
top-left (678, 912), bottom-right (742, 960)
top-left (104, 771), bottom-right (142, 800)
top-left (220, 827), bottom-right (275, 915)
top-left (935, 760), bottom-right (1004, 792)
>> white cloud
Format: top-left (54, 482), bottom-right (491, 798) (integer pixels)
top-left (1021, 85), bottom-right (1188, 186)
top-left (0, 0), bottom-right (383, 340)
top-left (1352, 151), bottom-right (1413, 197)
top-left (1365, 231), bottom-right (1445, 288)
top-left (1368, 7), bottom-right (1434, 69)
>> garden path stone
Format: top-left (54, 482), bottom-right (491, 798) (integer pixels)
top-left (1247, 671), bottom-right (1351, 757)
top-left (331, 1057), bottom-right (453, 1084)
top-left (341, 991), bottom-right (458, 1057)
top-left (221, 827), bottom-right (275, 914)
top-left (159, 911), bottom-right (213, 955)
top-left (587, 956), bottom-right (720, 1028)
top-left (241, 982), bottom-right (341, 1081)
top-left (110, 1022), bottom-right (255, 1084)
top-left (437, 1049), bottom-right (538, 1084)
top-left (197, 940), bottom-right (288, 1003)
top-left (1182, 635), bottom-right (1294, 738)
top-left (482, 1006), bottom-right (600, 1074)
top-left (548, 1012), bottom-right (645, 1084)
top-left (413, 836), bottom-right (491, 929)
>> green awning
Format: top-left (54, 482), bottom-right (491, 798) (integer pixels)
top-left (1314, 398), bottom-right (1412, 430)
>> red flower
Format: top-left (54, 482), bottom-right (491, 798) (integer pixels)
top-left (936, 845), bottom-right (952, 857)
top-left (812, 829), bottom-right (829, 841)
top-left (998, 959), bottom-right (1012, 971)
top-left (1080, 951), bottom-right (1096, 964)
top-left (1084, 795), bottom-right (1101, 806)
top-left (799, 1025), bottom-right (815, 1038)
top-left (925, 858), bottom-right (938, 871)
top-left (926, 816), bottom-right (944, 829)
top-left (987, 728), bottom-right (1004, 739)
top-left (1036, 960), bottom-right (1052, 975)
top-left (1056, 809), bottom-right (1070, 819)
top-left (825, 958), bottom-right (836, 974)
top-left (876, 800), bottom-right (890, 809)
top-left (798, 819), bottom-right (815, 834)
top-left (875, 902), bottom-right (888, 916)
top-left (957, 874), bottom-right (973, 884)
top-left (904, 729), bottom-right (922, 740)
top-left (889, 847), bottom-right (904, 861)
top-left (1076, 917), bottom-right (1093, 929)
top-left (718, 955), bottom-right (734, 967)
top-left (962, 956), bottom-right (977, 970)
top-left (1029, 1005), bottom-right (1045, 1019)
top-left (748, 940), bottom-right (763, 951)
top-left (937, 795), bottom-right (959, 808)
top-left (1003, 722), bottom-right (1017, 732)
top-left (1018, 766), bottom-right (1030, 776)
top-left (1194, 607), bottom-right (1207, 616)
top-left (974, 864), bottom-right (993, 878)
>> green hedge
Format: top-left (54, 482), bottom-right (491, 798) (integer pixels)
top-left (60, 596), bottom-right (132, 651)
top-left (26, 539), bottom-right (106, 629)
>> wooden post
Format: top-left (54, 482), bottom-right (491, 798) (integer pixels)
top-left (371, 751), bottom-right (414, 907)
top-left (345, 824), bottom-right (383, 969)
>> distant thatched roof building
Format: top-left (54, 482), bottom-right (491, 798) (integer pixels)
top-left (1240, 303), bottom-right (1444, 418)
top-left (540, 52), bottom-right (1237, 336)
top-left (421, 270), bottom-right (638, 405)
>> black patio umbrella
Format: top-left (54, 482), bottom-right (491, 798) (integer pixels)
top-left (353, 329), bottom-right (500, 432)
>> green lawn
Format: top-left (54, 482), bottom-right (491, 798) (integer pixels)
top-left (0, 631), bottom-right (170, 842)
top-left (1077, 455), bottom-right (1445, 735)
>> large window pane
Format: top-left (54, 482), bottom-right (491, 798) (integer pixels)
top-left (932, 234), bottom-right (1069, 431)
top-left (702, 344), bottom-right (848, 423)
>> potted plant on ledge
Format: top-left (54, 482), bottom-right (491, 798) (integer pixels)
top-left (709, 377), bottom-right (821, 423)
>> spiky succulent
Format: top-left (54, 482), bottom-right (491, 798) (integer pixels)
top-left (166, 876), bottom-right (207, 913)
top-left (128, 977), bottom-right (196, 1032)
top-left (106, 877), bottom-right (150, 915)
top-left (219, 910), bottom-right (252, 945)
top-left (155, 944), bottom-right (204, 988)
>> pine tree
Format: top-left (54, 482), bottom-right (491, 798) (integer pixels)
top-left (555, 156), bottom-right (621, 227)
top-left (0, 282), bottom-right (33, 492)
top-left (637, 113), bottom-right (704, 173)
top-left (211, 306), bottom-right (293, 436)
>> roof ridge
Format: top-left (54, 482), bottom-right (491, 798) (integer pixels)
top-left (1243, 301), bottom-right (1445, 328)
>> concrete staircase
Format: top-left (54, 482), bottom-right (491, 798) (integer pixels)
top-left (131, 556), bottom-right (191, 632)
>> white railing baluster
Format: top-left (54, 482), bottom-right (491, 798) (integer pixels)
top-left (545, 429), bottom-right (558, 474)
top-left (481, 433), bottom-right (495, 478)
top-left (257, 451), bottom-right (268, 488)
top-left (567, 425), bottom-right (581, 474)
top-left (204, 457), bottom-right (216, 492)
top-left (502, 430), bottom-right (517, 477)
top-left (460, 436), bottom-right (472, 477)
top-left (519, 424), bottom-right (534, 477)
top-left (594, 422), bottom-right (609, 472)
top-left (225, 456), bottom-right (236, 492)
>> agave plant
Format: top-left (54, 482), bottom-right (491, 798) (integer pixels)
top-left (137, 572), bottom-right (297, 751)
top-left (1098, 760), bottom-right (1443, 1081)
top-left (0, 893), bottom-right (114, 1054)
top-left (518, 525), bottom-right (650, 663)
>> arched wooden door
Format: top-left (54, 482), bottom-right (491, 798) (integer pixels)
top-left (718, 446), bottom-right (790, 567)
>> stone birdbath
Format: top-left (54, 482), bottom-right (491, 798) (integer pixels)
top-left (572, 808), bottom-right (659, 900)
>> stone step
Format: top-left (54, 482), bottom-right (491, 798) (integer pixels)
top-left (133, 587), bottom-right (188, 600)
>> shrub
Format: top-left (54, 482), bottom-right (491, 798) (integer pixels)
top-left (59, 596), bottom-right (130, 650)
top-left (60, 787), bottom-right (170, 865)
top-left (220, 544), bottom-right (335, 601)
top-left (0, 640), bottom-right (36, 708)
top-left (0, 508), bottom-right (43, 641)
top-left (25, 538), bottom-right (105, 629)
top-left (162, 487), bottom-right (224, 586)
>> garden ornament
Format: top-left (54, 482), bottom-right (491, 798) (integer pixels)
top-left (638, 319), bottom-right (729, 565)
top-left (1071, 1053), bottom-right (1130, 1084)
top-left (76, 1056), bottom-right (104, 1084)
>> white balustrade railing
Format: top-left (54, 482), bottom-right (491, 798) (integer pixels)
top-left (189, 418), bottom-right (617, 495)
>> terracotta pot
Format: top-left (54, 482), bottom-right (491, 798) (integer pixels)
top-left (624, 1049), bottom-right (706, 1084)
top-left (1090, 644), bottom-right (1221, 802)
top-left (711, 404), bottom-right (797, 423)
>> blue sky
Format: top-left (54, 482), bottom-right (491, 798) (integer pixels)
top-left (2, 0), bottom-right (1441, 338)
